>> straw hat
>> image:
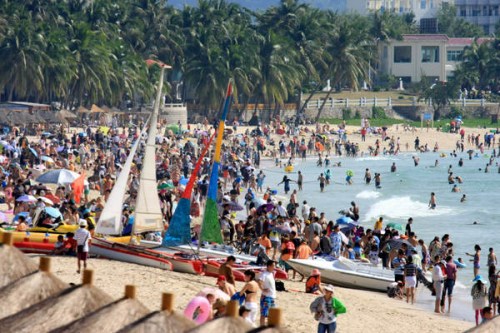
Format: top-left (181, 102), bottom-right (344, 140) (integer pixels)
top-left (311, 269), bottom-right (321, 276)
top-left (324, 284), bottom-right (335, 293)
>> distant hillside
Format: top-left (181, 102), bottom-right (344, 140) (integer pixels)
top-left (168, 0), bottom-right (347, 11)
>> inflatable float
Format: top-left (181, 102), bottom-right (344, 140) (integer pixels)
top-left (454, 259), bottom-right (467, 268)
top-left (0, 229), bottom-right (61, 244)
top-left (284, 165), bottom-right (294, 173)
top-left (184, 296), bottom-right (211, 325)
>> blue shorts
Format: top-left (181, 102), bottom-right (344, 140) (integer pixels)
top-left (260, 296), bottom-right (275, 317)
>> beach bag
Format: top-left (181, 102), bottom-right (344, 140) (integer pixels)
top-left (275, 280), bottom-right (287, 292)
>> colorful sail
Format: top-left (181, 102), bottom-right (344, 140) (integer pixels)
top-left (162, 133), bottom-right (215, 246)
top-left (200, 82), bottom-right (232, 244)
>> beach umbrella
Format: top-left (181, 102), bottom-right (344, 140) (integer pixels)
top-left (186, 316), bottom-right (252, 333)
top-left (257, 203), bottom-right (275, 214)
top-left (0, 257), bottom-right (68, 320)
top-left (118, 311), bottom-right (195, 333)
top-left (16, 195), bottom-right (37, 203)
top-left (219, 201), bottom-right (244, 211)
top-left (196, 287), bottom-right (230, 301)
top-left (0, 239), bottom-right (39, 288)
top-left (252, 198), bottom-right (266, 207)
top-left (157, 182), bottom-right (174, 190)
top-left (41, 156), bottom-right (54, 163)
top-left (44, 193), bottom-right (61, 205)
top-left (35, 169), bottom-right (88, 185)
top-left (28, 147), bottom-right (38, 158)
top-left (12, 212), bottom-right (30, 223)
top-left (387, 222), bottom-right (403, 232)
top-left (38, 197), bottom-right (54, 206)
top-left (44, 207), bottom-right (62, 219)
top-left (336, 216), bottom-right (353, 224)
top-left (178, 177), bottom-right (188, 186)
top-left (388, 238), bottom-right (415, 251)
top-left (51, 286), bottom-right (150, 333)
top-left (0, 271), bottom-right (114, 332)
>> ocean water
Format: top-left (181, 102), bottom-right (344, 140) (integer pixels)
top-left (257, 151), bottom-right (499, 321)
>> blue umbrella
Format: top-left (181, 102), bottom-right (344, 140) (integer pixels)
top-left (178, 177), bottom-right (188, 186)
top-left (44, 207), bottom-right (62, 219)
top-left (336, 216), bottom-right (354, 224)
top-left (29, 147), bottom-right (38, 158)
top-left (13, 212), bottom-right (31, 223)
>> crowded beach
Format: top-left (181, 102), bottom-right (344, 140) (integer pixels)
top-left (0, 113), bottom-right (499, 332)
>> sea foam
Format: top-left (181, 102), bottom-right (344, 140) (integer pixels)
top-left (356, 190), bottom-right (381, 199)
top-left (362, 196), bottom-right (455, 222)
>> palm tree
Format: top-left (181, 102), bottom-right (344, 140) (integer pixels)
top-left (315, 15), bottom-right (373, 121)
top-left (0, 11), bottom-right (49, 101)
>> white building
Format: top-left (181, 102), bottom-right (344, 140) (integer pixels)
top-left (338, 0), bottom-right (452, 23)
top-left (378, 34), bottom-right (491, 83)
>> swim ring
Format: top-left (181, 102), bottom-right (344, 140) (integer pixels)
top-left (454, 259), bottom-right (467, 268)
top-left (184, 296), bottom-right (211, 325)
top-left (346, 170), bottom-right (354, 177)
top-left (284, 165), bottom-right (294, 173)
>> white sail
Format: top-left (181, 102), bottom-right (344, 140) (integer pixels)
top-left (96, 123), bottom-right (148, 235)
top-left (132, 75), bottom-right (164, 234)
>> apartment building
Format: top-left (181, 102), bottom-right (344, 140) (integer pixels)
top-left (378, 34), bottom-right (491, 83)
top-left (454, 0), bottom-right (500, 34)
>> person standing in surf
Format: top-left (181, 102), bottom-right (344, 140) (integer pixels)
top-left (429, 192), bottom-right (437, 209)
top-left (297, 171), bottom-right (303, 191)
top-left (317, 173), bottom-right (326, 192)
top-left (364, 168), bottom-right (372, 185)
top-left (277, 175), bottom-right (295, 195)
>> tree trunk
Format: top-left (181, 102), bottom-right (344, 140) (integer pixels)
top-left (315, 88), bottom-right (334, 123)
top-left (296, 89), bottom-right (318, 125)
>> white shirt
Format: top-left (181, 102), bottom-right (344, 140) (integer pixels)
top-left (75, 228), bottom-right (91, 252)
top-left (432, 264), bottom-right (444, 282)
top-left (259, 271), bottom-right (276, 298)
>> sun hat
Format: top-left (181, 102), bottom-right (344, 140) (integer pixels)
top-left (311, 269), bottom-right (321, 276)
top-left (472, 275), bottom-right (486, 283)
top-left (324, 284), bottom-right (335, 293)
top-left (79, 219), bottom-right (87, 227)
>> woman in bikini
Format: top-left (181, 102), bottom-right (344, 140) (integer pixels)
top-left (239, 270), bottom-right (259, 325)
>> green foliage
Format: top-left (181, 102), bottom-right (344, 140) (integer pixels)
top-left (342, 108), bottom-right (352, 119)
top-left (417, 76), bottom-right (459, 120)
top-left (437, 4), bottom-right (484, 37)
top-left (448, 106), bottom-right (464, 119)
top-left (372, 106), bottom-right (387, 119)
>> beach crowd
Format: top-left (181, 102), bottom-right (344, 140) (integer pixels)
top-left (1, 115), bottom-right (499, 330)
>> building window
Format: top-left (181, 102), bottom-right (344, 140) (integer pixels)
top-left (459, 7), bottom-right (467, 17)
top-left (394, 46), bottom-right (412, 63)
top-left (422, 46), bottom-right (440, 63)
top-left (472, 6), bottom-right (481, 17)
top-left (447, 50), bottom-right (463, 62)
top-left (421, 0), bottom-right (426, 10)
top-left (400, 76), bottom-right (412, 84)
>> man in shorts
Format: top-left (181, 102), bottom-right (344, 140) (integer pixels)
top-left (258, 260), bottom-right (277, 326)
top-left (75, 219), bottom-right (91, 274)
top-left (432, 257), bottom-right (446, 313)
top-left (442, 255), bottom-right (457, 313)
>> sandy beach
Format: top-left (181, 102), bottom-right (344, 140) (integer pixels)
top-left (35, 255), bottom-right (473, 333)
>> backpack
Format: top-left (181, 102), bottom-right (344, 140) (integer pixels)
top-left (275, 280), bottom-right (287, 292)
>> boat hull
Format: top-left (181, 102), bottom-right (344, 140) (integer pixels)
top-left (13, 241), bottom-right (55, 255)
top-left (90, 239), bottom-right (173, 271)
top-left (172, 244), bottom-right (257, 262)
top-left (287, 258), bottom-right (394, 292)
